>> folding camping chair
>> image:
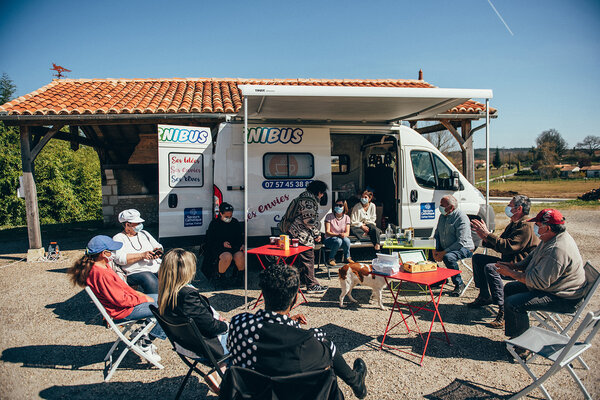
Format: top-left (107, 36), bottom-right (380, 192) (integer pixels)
top-left (84, 287), bottom-right (163, 381)
top-left (530, 261), bottom-right (599, 369)
top-left (149, 305), bottom-right (231, 399)
top-left (505, 310), bottom-right (600, 400)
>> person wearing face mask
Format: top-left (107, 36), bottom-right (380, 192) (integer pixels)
top-left (324, 200), bottom-right (354, 266)
top-left (495, 209), bottom-right (586, 344)
top-left (432, 195), bottom-right (475, 296)
top-left (68, 235), bottom-right (165, 362)
top-left (350, 190), bottom-right (381, 251)
top-left (112, 209), bottom-right (163, 294)
top-left (469, 195), bottom-right (539, 328)
top-left (203, 202), bottom-right (245, 286)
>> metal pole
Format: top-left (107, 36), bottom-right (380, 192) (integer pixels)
top-left (485, 99), bottom-right (490, 225)
top-left (244, 97), bottom-right (249, 310)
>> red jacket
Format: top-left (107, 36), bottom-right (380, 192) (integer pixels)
top-left (86, 263), bottom-right (148, 319)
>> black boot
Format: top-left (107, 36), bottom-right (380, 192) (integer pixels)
top-left (351, 358), bottom-right (367, 399)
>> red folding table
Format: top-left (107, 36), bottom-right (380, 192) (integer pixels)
top-left (247, 244), bottom-right (312, 310)
top-left (372, 267), bottom-right (460, 365)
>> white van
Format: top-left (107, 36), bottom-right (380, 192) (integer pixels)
top-left (208, 123), bottom-right (493, 241)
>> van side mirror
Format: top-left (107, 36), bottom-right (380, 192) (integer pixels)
top-left (451, 171), bottom-right (460, 191)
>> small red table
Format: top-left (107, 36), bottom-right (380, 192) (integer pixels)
top-left (247, 244), bottom-right (312, 310)
top-left (372, 267), bottom-right (460, 365)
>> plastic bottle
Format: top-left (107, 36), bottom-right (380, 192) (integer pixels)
top-left (385, 225), bottom-right (393, 245)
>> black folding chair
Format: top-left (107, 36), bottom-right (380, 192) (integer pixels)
top-left (218, 366), bottom-right (344, 400)
top-left (149, 305), bottom-right (230, 399)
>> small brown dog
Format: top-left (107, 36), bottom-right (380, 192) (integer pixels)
top-left (338, 262), bottom-right (387, 310)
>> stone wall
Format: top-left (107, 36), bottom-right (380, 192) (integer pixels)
top-left (102, 168), bottom-right (158, 226)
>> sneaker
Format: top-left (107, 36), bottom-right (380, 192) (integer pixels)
top-left (328, 259), bottom-right (337, 266)
top-left (139, 342), bottom-right (162, 363)
top-left (466, 296), bottom-right (493, 308)
top-left (346, 257), bottom-right (355, 264)
top-left (449, 283), bottom-right (466, 297)
top-left (351, 358), bottom-right (368, 399)
top-left (488, 309), bottom-right (505, 329)
top-left (306, 284), bottom-right (328, 294)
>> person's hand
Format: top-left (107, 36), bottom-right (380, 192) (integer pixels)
top-left (239, 245), bottom-right (245, 251)
top-left (290, 313), bottom-right (307, 325)
top-left (432, 250), bottom-right (445, 262)
top-left (361, 225), bottom-right (369, 233)
top-left (142, 251), bottom-right (154, 260)
top-left (219, 316), bottom-right (228, 322)
top-left (471, 219), bottom-right (489, 239)
top-left (223, 241), bottom-right (232, 248)
top-left (495, 261), bottom-right (515, 277)
top-left (315, 235), bottom-right (322, 243)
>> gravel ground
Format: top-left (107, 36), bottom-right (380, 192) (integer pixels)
top-left (1, 209), bottom-right (599, 400)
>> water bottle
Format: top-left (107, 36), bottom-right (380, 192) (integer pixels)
top-left (385, 224), bottom-right (393, 245)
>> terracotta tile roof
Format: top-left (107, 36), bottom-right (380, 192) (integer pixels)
top-left (447, 99), bottom-right (496, 114)
top-left (0, 77), bottom-right (494, 117)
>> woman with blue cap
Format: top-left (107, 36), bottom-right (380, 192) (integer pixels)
top-left (68, 235), bottom-right (165, 362)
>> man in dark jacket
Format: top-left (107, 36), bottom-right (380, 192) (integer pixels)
top-left (202, 202), bottom-right (244, 284)
top-left (469, 195), bottom-right (539, 328)
top-left (227, 264), bottom-right (368, 399)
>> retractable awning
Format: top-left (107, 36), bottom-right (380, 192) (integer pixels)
top-left (239, 85), bottom-right (493, 123)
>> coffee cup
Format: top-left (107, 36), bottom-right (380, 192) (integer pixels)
top-left (291, 238), bottom-right (299, 248)
top-left (269, 236), bottom-right (278, 245)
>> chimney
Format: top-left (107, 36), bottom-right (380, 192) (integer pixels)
top-left (418, 69), bottom-right (423, 80)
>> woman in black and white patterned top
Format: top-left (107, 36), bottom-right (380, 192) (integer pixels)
top-left (227, 264), bottom-right (368, 399)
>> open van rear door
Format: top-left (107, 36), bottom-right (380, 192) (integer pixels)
top-left (158, 124), bottom-right (213, 239)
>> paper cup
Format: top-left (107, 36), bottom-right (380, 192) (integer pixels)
top-left (291, 238), bottom-right (299, 247)
top-left (269, 236), bottom-right (278, 245)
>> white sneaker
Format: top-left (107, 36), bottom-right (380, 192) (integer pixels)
top-left (139, 342), bottom-right (161, 363)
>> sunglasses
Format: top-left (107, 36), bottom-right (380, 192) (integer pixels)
top-left (335, 203), bottom-right (344, 207)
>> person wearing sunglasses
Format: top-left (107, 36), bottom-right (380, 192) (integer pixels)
top-left (324, 200), bottom-right (354, 266)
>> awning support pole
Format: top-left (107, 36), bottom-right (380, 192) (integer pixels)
top-left (244, 97), bottom-right (249, 310)
top-left (19, 126), bottom-right (44, 258)
top-left (485, 99), bottom-right (490, 226)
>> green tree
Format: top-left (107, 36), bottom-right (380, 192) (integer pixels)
top-left (575, 135), bottom-right (600, 157)
top-left (536, 129), bottom-right (568, 158)
top-left (0, 72), bottom-right (17, 105)
top-left (493, 147), bottom-right (502, 169)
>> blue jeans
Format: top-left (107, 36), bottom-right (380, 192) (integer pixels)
top-left (472, 253), bottom-right (505, 306)
top-left (324, 236), bottom-right (351, 260)
top-left (115, 294), bottom-right (166, 340)
top-left (127, 272), bottom-right (159, 294)
top-left (442, 247), bottom-right (473, 286)
top-left (504, 281), bottom-right (581, 338)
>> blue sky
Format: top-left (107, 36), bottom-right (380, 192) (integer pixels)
top-left (1, 0), bottom-right (599, 149)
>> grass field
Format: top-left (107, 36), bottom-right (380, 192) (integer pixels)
top-left (474, 167), bottom-right (518, 183)
top-left (477, 178), bottom-right (600, 198)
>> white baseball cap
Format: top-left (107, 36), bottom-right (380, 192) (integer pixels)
top-left (118, 209), bottom-right (145, 224)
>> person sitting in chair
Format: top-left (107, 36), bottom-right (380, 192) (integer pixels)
top-left (112, 209), bottom-right (163, 294)
top-left (433, 195), bottom-right (474, 297)
top-left (68, 235), bottom-right (165, 362)
top-left (324, 200), bottom-right (354, 266)
top-left (469, 195), bottom-right (539, 329)
top-left (496, 209), bottom-right (586, 343)
top-left (227, 264), bottom-right (368, 399)
top-left (350, 190), bottom-right (381, 251)
top-left (202, 202), bottom-right (245, 286)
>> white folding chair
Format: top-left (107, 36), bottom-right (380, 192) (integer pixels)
top-left (84, 287), bottom-right (164, 381)
top-left (530, 261), bottom-right (599, 369)
top-left (459, 259), bottom-right (473, 296)
top-left (505, 310), bottom-right (600, 400)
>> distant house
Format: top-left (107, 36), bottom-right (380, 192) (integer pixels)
top-left (475, 159), bottom-right (487, 169)
top-left (581, 165), bottom-right (600, 178)
top-left (557, 165), bottom-right (580, 178)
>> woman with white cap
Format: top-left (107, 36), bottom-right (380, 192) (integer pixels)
top-left (113, 209), bottom-right (163, 294)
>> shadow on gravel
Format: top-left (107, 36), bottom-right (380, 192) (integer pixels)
top-left (39, 376), bottom-right (215, 400)
top-left (0, 342), bottom-right (146, 370)
top-left (425, 378), bottom-right (510, 399)
top-left (373, 332), bottom-right (510, 364)
top-left (318, 323), bottom-right (373, 353)
top-left (46, 290), bottom-right (99, 324)
top-left (207, 292), bottom-right (252, 313)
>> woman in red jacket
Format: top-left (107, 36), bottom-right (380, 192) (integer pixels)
top-left (68, 235), bottom-right (165, 361)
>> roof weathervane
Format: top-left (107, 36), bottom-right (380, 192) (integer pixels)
top-left (50, 63), bottom-right (71, 79)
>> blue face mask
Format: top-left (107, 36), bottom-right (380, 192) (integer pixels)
top-left (133, 223), bottom-right (144, 233)
top-left (533, 224), bottom-right (540, 237)
top-left (334, 206), bottom-right (344, 214)
top-left (360, 197), bottom-right (369, 205)
top-left (222, 217), bottom-right (232, 223)
top-left (439, 205), bottom-right (448, 216)
top-left (505, 206), bottom-right (514, 218)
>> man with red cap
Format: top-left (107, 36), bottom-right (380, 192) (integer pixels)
top-left (495, 209), bottom-right (586, 347)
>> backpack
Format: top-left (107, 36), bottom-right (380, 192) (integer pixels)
top-left (278, 197), bottom-right (300, 234)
